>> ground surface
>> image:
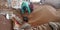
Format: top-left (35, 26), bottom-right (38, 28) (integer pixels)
top-left (0, 4), bottom-right (60, 30)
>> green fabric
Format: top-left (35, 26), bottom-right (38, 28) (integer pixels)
top-left (21, 1), bottom-right (31, 14)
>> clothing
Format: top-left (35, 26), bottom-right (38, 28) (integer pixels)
top-left (29, 3), bottom-right (33, 12)
top-left (20, 23), bottom-right (31, 30)
top-left (21, 1), bottom-right (31, 14)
